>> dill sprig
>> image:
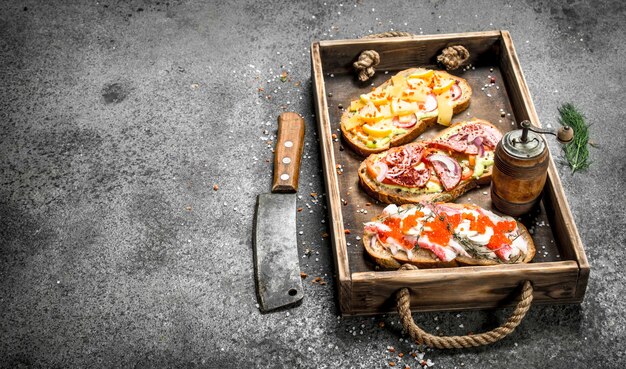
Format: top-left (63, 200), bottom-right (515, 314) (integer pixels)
top-left (558, 103), bottom-right (591, 173)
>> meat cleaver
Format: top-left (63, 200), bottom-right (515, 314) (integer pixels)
top-left (253, 112), bottom-right (305, 312)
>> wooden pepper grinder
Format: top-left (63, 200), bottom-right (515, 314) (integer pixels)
top-left (491, 120), bottom-right (573, 216)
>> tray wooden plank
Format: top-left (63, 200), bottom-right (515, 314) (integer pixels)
top-left (318, 31), bottom-right (502, 73)
top-left (350, 261), bottom-right (579, 315)
top-left (311, 43), bottom-right (353, 314)
top-left (311, 31), bottom-right (589, 315)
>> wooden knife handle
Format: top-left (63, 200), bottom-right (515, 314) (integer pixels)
top-left (272, 112), bottom-right (305, 193)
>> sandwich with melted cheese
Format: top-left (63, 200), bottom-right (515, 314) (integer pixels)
top-left (340, 68), bottom-right (472, 156)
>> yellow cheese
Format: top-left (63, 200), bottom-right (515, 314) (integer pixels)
top-left (391, 74), bottom-right (407, 87)
top-left (358, 102), bottom-right (391, 124)
top-left (391, 99), bottom-right (419, 116)
top-left (360, 90), bottom-right (388, 106)
top-left (349, 100), bottom-right (365, 112)
top-left (408, 69), bottom-right (435, 80)
top-left (387, 84), bottom-right (404, 99)
top-left (433, 79), bottom-right (455, 94)
top-left (401, 89), bottom-right (428, 103)
top-left (363, 121), bottom-right (393, 138)
top-left (436, 94), bottom-right (453, 126)
top-left (344, 114), bottom-right (362, 131)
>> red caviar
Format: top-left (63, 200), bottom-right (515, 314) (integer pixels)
top-left (423, 213), bottom-right (461, 245)
top-left (470, 213), bottom-right (495, 233)
top-left (401, 211), bottom-right (424, 233)
top-left (487, 219), bottom-right (517, 250)
top-left (381, 217), bottom-right (413, 249)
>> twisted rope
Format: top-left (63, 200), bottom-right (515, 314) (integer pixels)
top-left (396, 264), bottom-right (533, 349)
top-left (353, 32), bottom-right (413, 82)
top-left (436, 45), bottom-right (470, 70)
top-left (362, 31), bottom-right (414, 39)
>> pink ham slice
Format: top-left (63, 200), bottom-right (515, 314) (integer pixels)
top-left (479, 124), bottom-right (503, 148)
top-left (491, 243), bottom-right (514, 261)
top-left (432, 123), bottom-right (503, 155)
top-left (429, 154), bottom-right (461, 191)
top-left (383, 144), bottom-right (430, 188)
top-left (433, 136), bottom-right (467, 153)
top-left (458, 123), bottom-right (502, 150)
top-left (418, 236), bottom-right (456, 262)
top-left (385, 164), bottom-right (430, 188)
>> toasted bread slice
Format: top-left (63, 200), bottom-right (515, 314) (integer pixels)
top-left (340, 69), bottom-right (472, 157)
top-left (359, 119), bottom-right (501, 205)
top-left (363, 203), bottom-right (536, 269)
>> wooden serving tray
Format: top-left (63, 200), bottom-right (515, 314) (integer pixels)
top-left (311, 31), bottom-right (589, 316)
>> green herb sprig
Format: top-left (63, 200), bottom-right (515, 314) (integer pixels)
top-left (558, 103), bottom-right (591, 173)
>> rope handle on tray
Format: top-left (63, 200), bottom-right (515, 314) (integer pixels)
top-left (353, 32), bottom-right (470, 81)
top-left (396, 264), bottom-right (534, 349)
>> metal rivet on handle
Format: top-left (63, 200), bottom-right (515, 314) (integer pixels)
top-left (282, 157), bottom-right (291, 164)
top-left (284, 141), bottom-right (293, 148)
top-left (280, 173), bottom-right (289, 181)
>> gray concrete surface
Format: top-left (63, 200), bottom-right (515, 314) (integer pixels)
top-left (1, 0), bottom-right (624, 368)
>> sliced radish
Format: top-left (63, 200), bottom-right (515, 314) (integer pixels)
top-left (393, 114), bottom-right (417, 129)
top-left (374, 161), bottom-right (388, 182)
top-left (423, 93), bottom-right (438, 112)
top-left (451, 83), bottom-right (462, 101)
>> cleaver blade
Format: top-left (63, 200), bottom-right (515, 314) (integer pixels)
top-left (254, 193), bottom-right (302, 311)
top-left (253, 112), bottom-right (305, 312)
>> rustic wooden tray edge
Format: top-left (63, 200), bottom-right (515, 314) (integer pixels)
top-left (311, 31), bottom-right (589, 316)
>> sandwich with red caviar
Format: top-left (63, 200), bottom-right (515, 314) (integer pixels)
top-left (363, 203), bottom-right (535, 268)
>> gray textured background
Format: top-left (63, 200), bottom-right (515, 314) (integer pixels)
top-left (1, 0), bottom-right (625, 368)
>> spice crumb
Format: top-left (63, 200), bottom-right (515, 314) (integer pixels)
top-left (300, 271), bottom-right (308, 279)
top-left (389, 362), bottom-right (396, 367)
top-left (344, 229), bottom-right (351, 234)
top-left (213, 184), bottom-right (219, 191)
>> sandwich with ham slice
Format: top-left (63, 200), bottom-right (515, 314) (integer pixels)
top-left (358, 118), bottom-right (502, 204)
top-left (363, 203), bottom-right (536, 268)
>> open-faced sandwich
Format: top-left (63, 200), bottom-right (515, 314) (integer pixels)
top-left (340, 68), bottom-right (472, 156)
top-left (363, 203), bottom-right (536, 269)
top-left (358, 119), bottom-right (502, 204)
